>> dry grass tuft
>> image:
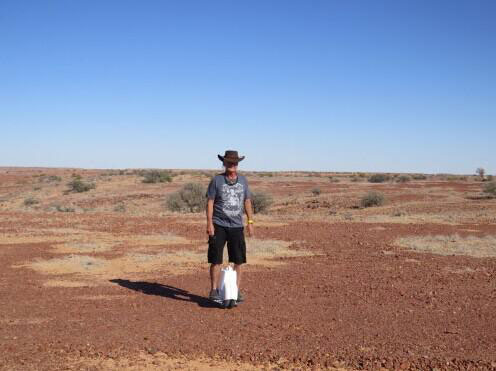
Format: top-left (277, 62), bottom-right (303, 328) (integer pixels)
top-left (396, 234), bottom-right (496, 258)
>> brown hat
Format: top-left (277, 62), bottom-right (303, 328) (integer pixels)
top-left (218, 150), bottom-right (245, 163)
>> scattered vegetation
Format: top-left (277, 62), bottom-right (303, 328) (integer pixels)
top-left (311, 187), bottom-right (321, 196)
top-left (483, 182), bottom-right (496, 197)
top-left (487, 175), bottom-right (493, 181)
top-left (396, 175), bottom-right (411, 183)
top-left (142, 170), bottom-right (173, 184)
top-left (66, 179), bottom-right (96, 193)
top-left (368, 174), bottom-right (390, 183)
top-left (412, 174), bottom-right (427, 180)
top-left (166, 183), bottom-right (206, 212)
top-left (251, 192), bottom-right (274, 214)
top-left (360, 191), bottom-right (385, 208)
top-left (24, 197), bottom-right (40, 206)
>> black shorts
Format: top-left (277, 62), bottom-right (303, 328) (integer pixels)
top-left (208, 224), bottom-right (246, 265)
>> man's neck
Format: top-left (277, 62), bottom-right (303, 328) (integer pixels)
top-left (225, 171), bottom-right (237, 179)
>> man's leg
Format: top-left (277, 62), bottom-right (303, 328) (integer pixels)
top-left (210, 263), bottom-right (221, 291)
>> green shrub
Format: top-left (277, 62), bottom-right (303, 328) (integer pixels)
top-left (67, 179), bottom-right (95, 193)
top-left (397, 175), bottom-right (411, 183)
top-left (311, 187), bottom-right (321, 196)
top-left (166, 183), bottom-right (206, 212)
top-left (483, 182), bottom-right (496, 196)
top-left (360, 191), bottom-right (385, 207)
top-left (56, 205), bottom-right (75, 212)
top-left (368, 174), bottom-right (390, 183)
top-left (142, 170), bottom-right (173, 184)
top-left (251, 192), bottom-right (273, 214)
top-left (412, 174), bottom-right (427, 180)
top-left (113, 203), bottom-right (126, 212)
top-left (24, 197), bottom-right (39, 206)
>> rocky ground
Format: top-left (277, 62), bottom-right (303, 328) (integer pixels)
top-left (1, 167), bottom-right (495, 370)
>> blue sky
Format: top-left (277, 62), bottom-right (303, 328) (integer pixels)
top-left (1, 0), bottom-right (494, 173)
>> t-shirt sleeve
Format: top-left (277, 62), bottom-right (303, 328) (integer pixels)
top-left (206, 177), bottom-right (217, 200)
top-left (244, 178), bottom-right (252, 200)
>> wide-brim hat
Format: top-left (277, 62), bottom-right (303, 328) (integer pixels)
top-left (218, 150), bottom-right (245, 163)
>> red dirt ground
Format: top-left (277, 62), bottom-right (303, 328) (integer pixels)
top-left (1, 168), bottom-right (496, 370)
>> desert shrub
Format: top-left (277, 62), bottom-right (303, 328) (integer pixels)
top-left (166, 183), bottom-right (206, 212)
top-left (476, 167), bottom-right (485, 180)
top-left (71, 173), bottom-right (82, 180)
top-left (397, 175), bottom-right (411, 183)
top-left (24, 197), bottom-right (39, 206)
top-left (56, 204), bottom-right (75, 212)
top-left (251, 192), bottom-right (273, 214)
top-left (142, 170), bottom-right (173, 184)
top-left (483, 182), bottom-right (496, 196)
top-left (412, 174), bottom-right (427, 180)
top-left (66, 179), bottom-right (95, 193)
top-left (368, 174), bottom-right (390, 183)
top-left (360, 191), bottom-right (385, 207)
top-left (113, 203), bottom-right (126, 212)
top-left (487, 175), bottom-right (494, 181)
top-left (311, 187), bottom-right (321, 196)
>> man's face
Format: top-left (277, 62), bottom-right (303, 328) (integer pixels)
top-left (224, 161), bottom-right (238, 172)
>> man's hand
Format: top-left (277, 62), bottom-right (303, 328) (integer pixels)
top-left (207, 223), bottom-right (215, 236)
top-left (246, 223), bottom-right (254, 237)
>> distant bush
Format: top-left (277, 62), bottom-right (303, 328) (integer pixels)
top-left (113, 203), bottom-right (126, 213)
top-left (71, 173), bottom-right (82, 180)
top-left (259, 172), bottom-right (274, 178)
top-left (251, 192), bottom-right (273, 214)
top-left (55, 204), bottom-right (75, 212)
top-left (483, 182), bottom-right (496, 197)
top-left (476, 167), bottom-right (485, 180)
top-left (412, 174), bottom-right (427, 180)
top-left (142, 170), bottom-right (173, 184)
top-left (24, 197), bottom-right (39, 206)
top-left (397, 175), bottom-right (411, 183)
top-left (66, 179), bottom-right (95, 193)
top-left (311, 187), bottom-right (321, 196)
top-left (360, 191), bottom-right (385, 208)
top-left (368, 174), bottom-right (390, 183)
top-left (166, 183), bottom-right (206, 212)
top-left (487, 175), bottom-right (494, 182)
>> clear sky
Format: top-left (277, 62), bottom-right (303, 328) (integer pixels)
top-left (1, 0), bottom-right (494, 173)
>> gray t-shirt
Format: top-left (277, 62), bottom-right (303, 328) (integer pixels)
top-left (206, 174), bottom-right (251, 228)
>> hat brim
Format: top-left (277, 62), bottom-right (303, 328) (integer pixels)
top-left (218, 155), bottom-right (245, 163)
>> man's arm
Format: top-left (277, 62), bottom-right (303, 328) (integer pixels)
top-left (206, 199), bottom-right (214, 236)
top-left (244, 198), bottom-right (254, 237)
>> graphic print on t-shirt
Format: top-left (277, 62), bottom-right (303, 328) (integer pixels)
top-left (221, 183), bottom-right (244, 217)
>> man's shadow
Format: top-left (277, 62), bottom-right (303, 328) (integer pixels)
top-left (110, 279), bottom-right (219, 308)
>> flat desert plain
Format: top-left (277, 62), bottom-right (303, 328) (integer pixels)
top-left (1, 167), bottom-right (495, 370)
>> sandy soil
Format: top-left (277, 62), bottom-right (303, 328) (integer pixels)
top-left (1, 167), bottom-right (495, 370)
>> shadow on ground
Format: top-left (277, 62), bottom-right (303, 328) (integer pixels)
top-left (109, 279), bottom-right (219, 308)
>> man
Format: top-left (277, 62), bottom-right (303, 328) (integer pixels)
top-left (206, 150), bottom-right (254, 305)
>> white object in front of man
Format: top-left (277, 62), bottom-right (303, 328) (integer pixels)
top-left (219, 265), bottom-right (238, 301)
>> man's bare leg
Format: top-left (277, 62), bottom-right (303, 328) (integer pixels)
top-left (234, 264), bottom-right (242, 289)
top-left (210, 264), bottom-right (221, 291)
